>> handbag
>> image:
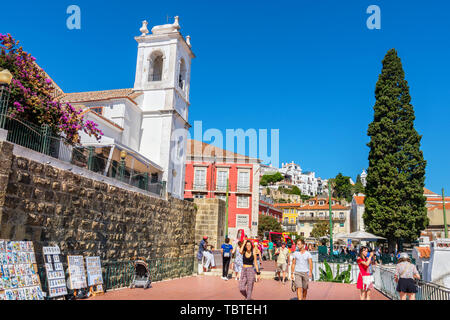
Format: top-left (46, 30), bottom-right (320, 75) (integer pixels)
top-left (362, 275), bottom-right (374, 290)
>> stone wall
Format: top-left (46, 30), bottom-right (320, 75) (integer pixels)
top-left (193, 198), bottom-right (226, 250)
top-left (0, 141), bottom-right (197, 265)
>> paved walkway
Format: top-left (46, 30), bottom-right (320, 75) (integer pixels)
top-left (88, 275), bottom-right (388, 300)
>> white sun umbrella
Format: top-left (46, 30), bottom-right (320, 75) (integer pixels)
top-left (342, 231), bottom-right (386, 242)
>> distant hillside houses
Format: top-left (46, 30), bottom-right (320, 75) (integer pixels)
top-left (259, 161), bottom-right (328, 196)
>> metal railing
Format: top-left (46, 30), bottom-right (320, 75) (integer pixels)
top-left (102, 257), bottom-right (195, 291)
top-left (311, 261), bottom-right (359, 284)
top-left (193, 182), bottom-right (207, 191)
top-left (36, 256), bottom-right (195, 297)
top-left (298, 216), bottom-right (345, 221)
top-left (317, 253), bottom-right (416, 265)
top-left (0, 110), bottom-right (166, 197)
top-left (236, 184), bottom-right (251, 192)
top-left (373, 265), bottom-right (450, 300)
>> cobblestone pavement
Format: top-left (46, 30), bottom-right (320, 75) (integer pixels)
top-left (88, 275), bottom-right (388, 300)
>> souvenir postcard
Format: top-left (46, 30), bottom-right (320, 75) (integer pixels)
top-left (5, 289), bottom-right (15, 300)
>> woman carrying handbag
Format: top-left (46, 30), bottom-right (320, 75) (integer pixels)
top-left (356, 246), bottom-right (374, 300)
top-left (394, 252), bottom-right (420, 300)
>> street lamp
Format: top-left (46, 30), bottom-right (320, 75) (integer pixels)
top-left (119, 150), bottom-right (127, 181)
top-left (0, 69), bottom-right (13, 129)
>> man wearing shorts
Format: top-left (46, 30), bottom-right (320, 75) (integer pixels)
top-left (291, 239), bottom-right (313, 300)
top-left (275, 242), bottom-right (290, 284)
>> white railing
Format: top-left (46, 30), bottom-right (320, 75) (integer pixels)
top-left (373, 265), bottom-right (450, 300)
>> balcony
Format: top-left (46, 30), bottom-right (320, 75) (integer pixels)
top-left (192, 182), bottom-right (208, 192)
top-left (235, 184), bottom-right (251, 193)
top-left (282, 223), bottom-right (297, 232)
top-left (298, 216), bottom-right (345, 221)
top-left (215, 184), bottom-right (228, 192)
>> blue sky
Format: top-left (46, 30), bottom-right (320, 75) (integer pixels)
top-left (1, 0), bottom-right (449, 193)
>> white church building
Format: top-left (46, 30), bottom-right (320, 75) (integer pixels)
top-left (60, 17), bottom-right (194, 199)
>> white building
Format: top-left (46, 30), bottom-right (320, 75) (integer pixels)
top-left (350, 193), bottom-right (366, 232)
top-left (360, 169), bottom-right (367, 187)
top-left (278, 161), bottom-right (328, 196)
top-left (60, 17), bottom-right (194, 199)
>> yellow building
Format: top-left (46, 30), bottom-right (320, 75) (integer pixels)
top-left (274, 203), bottom-right (303, 232)
top-left (276, 197), bottom-right (351, 237)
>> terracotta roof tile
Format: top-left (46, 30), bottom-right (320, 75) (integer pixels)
top-left (414, 247), bottom-right (431, 259)
top-left (274, 203), bottom-right (302, 207)
top-left (423, 187), bottom-right (438, 195)
top-left (187, 139), bottom-right (259, 161)
top-left (259, 201), bottom-right (282, 213)
top-left (427, 203), bottom-right (450, 211)
top-left (354, 196), bottom-right (365, 205)
top-left (58, 88), bottom-right (142, 105)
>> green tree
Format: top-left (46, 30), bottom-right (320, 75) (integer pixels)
top-left (260, 172), bottom-right (284, 186)
top-left (258, 214), bottom-right (282, 237)
top-left (330, 173), bottom-right (353, 202)
top-left (365, 49), bottom-right (428, 252)
top-left (310, 221), bottom-right (330, 239)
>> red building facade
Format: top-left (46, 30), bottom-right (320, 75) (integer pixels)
top-left (184, 140), bottom-right (261, 239)
top-left (259, 201), bottom-right (282, 222)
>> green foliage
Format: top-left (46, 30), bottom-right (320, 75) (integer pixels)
top-left (365, 49), bottom-right (428, 252)
top-left (260, 172), bottom-right (284, 186)
top-left (318, 260), bottom-right (352, 283)
top-left (300, 194), bottom-right (312, 201)
top-left (258, 214), bottom-right (282, 237)
top-left (329, 173), bottom-right (353, 202)
top-left (353, 180), bottom-right (365, 195)
top-left (310, 221), bottom-right (329, 239)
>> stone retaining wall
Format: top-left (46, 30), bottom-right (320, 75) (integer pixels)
top-left (0, 141), bottom-right (197, 265)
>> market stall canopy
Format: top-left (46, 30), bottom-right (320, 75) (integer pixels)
top-left (339, 231), bottom-right (386, 241)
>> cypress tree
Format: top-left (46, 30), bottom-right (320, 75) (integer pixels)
top-left (364, 49), bottom-right (428, 252)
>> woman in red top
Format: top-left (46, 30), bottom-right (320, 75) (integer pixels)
top-left (356, 246), bottom-right (374, 300)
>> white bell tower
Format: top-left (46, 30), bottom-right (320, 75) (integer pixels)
top-left (134, 17), bottom-right (195, 199)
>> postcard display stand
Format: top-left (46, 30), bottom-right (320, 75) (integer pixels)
top-left (0, 240), bottom-right (44, 300)
top-left (43, 246), bottom-right (68, 298)
top-left (85, 256), bottom-right (104, 295)
top-left (67, 255), bottom-right (87, 294)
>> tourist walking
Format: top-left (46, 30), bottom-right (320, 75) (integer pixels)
top-left (275, 242), bottom-right (290, 284)
top-left (268, 240), bottom-right (274, 260)
top-left (356, 246), bottom-right (374, 300)
top-left (220, 238), bottom-right (233, 280)
top-left (239, 239), bottom-right (261, 300)
top-left (291, 239), bottom-right (313, 300)
top-left (394, 252), bottom-right (420, 300)
top-left (232, 241), bottom-right (243, 280)
top-left (197, 236), bottom-right (208, 274)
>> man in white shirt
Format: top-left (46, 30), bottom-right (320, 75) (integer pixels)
top-left (291, 239), bottom-right (313, 300)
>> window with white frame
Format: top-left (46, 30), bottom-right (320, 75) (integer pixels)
top-left (237, 196), bottom-right (249, 208)
top-left (216, 169), bottom-right (228, 191)
top-left (237, 170), bottom-right (250, 191)
top-left (193, 194), bottom-right (205, 199)
top-left (319, 200), bottom-right (324, 205)
top-left (339, 212), bottom-right (344, 219)
top-left (193, 168), bottom-right (206, 189)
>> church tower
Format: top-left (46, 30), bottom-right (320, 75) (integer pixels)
top-left (133, 17), bottom-right (195, 199)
